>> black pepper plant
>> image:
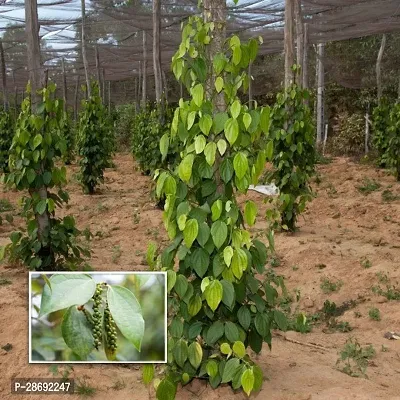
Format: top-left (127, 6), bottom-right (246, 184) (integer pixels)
top-left (150, 11), bottom-right (287, 399)
top-left (38, 274), bottom-right (144, 361)
top-left (268, 77), bottom-right (316, 231)
top-left (0, 83), bottom-right (89, 270)
top-left (78, 83), bottom-right (112, 194)
top-left (0, 110), bottom-right (14, 173)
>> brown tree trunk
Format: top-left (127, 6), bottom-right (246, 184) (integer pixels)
top-left (204, 0), bottom-right (226, 112)
top-left (0, 40), bottom-right (8, 110)
top-left (95, 45), bottom-right (101, 98)
top-left (153, 0), bottom-right (163, 115)
top-left (316, 43), bottom-right (325, 146)
top-left (61, 57), bottom-right (67, 112)
top-left (376, 34), bottom-right (386, 102)
top-left (302, 23), bottom-right (309, 89)
top-left (294, 0), bottom-right (303, 86)
top-left (284, 0), bottom-right (295, 89)
top-left (142, 30), bottom-right (147, 107)
top-left (25, 0), bottom-right (51, 244)
top-left (13, 70), bottom-right (17, 118)
top-left (81, 0), bottom-right (91, 97)
top-left (74, 74), bottom-right (80, 121)
top-left (203, 0), bottom-right (226, 195)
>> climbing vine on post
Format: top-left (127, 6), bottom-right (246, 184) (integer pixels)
top-left (150, 5), bottom-right (287, 398)
top-left (1, 83), bottom-right (89, 270)
top-left (78, 82), bottom-right (113, 194)
top-left (267, 75), bottom-right (316, 231)
top-left (0, 110), bottom-right (14, 173)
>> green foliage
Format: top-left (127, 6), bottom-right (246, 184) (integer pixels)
top-left (336, 338), bottom-right (375, 378)
top-left (372, 272), bottom-right (400, 300)
top-left (368, 307), bottom-right (381, 321)
top-left (331, 112), bottom-right (365, 156)
top-left (0, 110), bottom-right (14, 173)
top-left (385, 103), bottom-right (400, 180)
top-left (114, 104), bottom-right (136, 150)
top-left (356, 178), bottom-right (381, 195)
top-left (381, 189), bottom-right (400, 202)
top-left (131, 105), bottom-right (179, 175)
top-left (267, 81), bottom-right (316, 231)
top-left (78, 83), bottom-right (114, 194)
top-left (35, 274), bottom-right (145, 361)
top-left (150, 15), bottom-right (284, 398)
top-left (372, 99), bottom-right (391, 167)
top-left (320, 277), bottom-right (343, 294)
top-left (1, 83), bottom-right (89, 270)
top-left (60, 112), bottom-right (75, 165)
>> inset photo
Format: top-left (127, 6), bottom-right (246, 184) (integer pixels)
top-left (29, 272), bottom-right (166, 363)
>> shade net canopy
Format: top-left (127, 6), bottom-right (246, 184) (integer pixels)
top-left (0, 0), bottom-right (399, 105)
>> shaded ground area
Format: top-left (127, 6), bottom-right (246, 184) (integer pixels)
top-left (1, 154), bottom-right (400, 399)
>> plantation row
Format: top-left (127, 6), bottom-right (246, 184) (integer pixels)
top-left (0, 12), bottom-right (399, 400)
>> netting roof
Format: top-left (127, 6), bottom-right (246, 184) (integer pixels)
top-left (1, 0), bottom-right (400, 101)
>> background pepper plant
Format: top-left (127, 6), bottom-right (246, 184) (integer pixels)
top-left (149, 9), bottom-right (287, 399)
top-left (0, 83), bottom-right (89, 270)
top-left (31, 273), bottom-right (151, 362)
top-left (267, 75), bottom-right (316, 232)
top-left (77, 82), bottom-right (114, 194)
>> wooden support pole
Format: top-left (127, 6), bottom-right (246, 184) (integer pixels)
top-left (61, 57), bottom-right (67, 112)
top-left (302, 23), bottom-right (309, 89)
top-left (365, 110), bottom-right (370, 155)
top-left (81, 0), bottom-right (91, 97)
top-left (248, 63), bottom-right (253, 109)
top-left (316, 43), bottom-right (325, 146)
top-left (108, 81), bottom-right (111, 115)
top-left (284, 0), bottom-right (295, 89)
top-left (74, 74), bottom-right (80, 121)
top-left (102, 68), bottom-right (105, 105)
top-left (0, 40), bottom-right (8, 110)
top-left (13, 70), bottom-right (17, 117)
top-left (25, 0), bottom-right (50, 243)
top-left (95, 45), bottom-right (101, 98)
top-left (162, 69), bottom-right (168, 103)
top-left (142, 30), bottom-right (147, 106)
top-left (26, 0), bottom-right (45, 108)
top-left (138, 61), bottom-right (142, 107)
top-left (294, 0), bottom-right (304, 86)
top-left (134, 76), bottom-right (139, 112)
top-left (153, 0), bottom-right (163, 110)
top-left (376, 34), bottom-right (386, 102)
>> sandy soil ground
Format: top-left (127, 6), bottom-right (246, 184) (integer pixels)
top-left (1, 154), bottom-right (400, 400)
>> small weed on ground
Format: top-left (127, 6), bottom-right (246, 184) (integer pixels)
top-left (270, 256), bottom-right (281, 267)
top-left (356, 178), bottom-right (381, 195)
top-left (110, 379), bottom-right (126, 391)
top-left (381, 189), bottom-right (400, 202)
top-left (360, 258), bottom-right (372, 269)
top-left (326, 319), bottom-right (352, 333)
top-left (372, 272), bottom-right (400, 300)
top-left (111, 245), bottom-right (122, 263)
top-left (336, 338), bottom-right (375, 378)
top-left (75, 377), bottom-right (96, 397)
top-left (368, 308), bottom-right (381, 321)
top-left (0, 199), bottom-right (13, 212)
top-left (0, 278), bottom-right (12, 285)
top-left (320, 277), bottom-right (343, 294)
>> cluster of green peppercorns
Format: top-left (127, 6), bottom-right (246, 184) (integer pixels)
top-left (92, 283), bottom-right (104, 350)
top-left (104, 302), bottom-right (117, 352)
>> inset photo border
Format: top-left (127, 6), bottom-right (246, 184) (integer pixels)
top-left (29, 271), bottom-right (167, 363)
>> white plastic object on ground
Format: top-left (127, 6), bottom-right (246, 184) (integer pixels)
top-left (248, 184), bottom-right (279, 196)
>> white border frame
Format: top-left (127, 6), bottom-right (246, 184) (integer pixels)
top-left (28, 271), bottom-right (167, 364)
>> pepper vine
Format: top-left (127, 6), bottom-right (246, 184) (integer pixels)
top-left (149, 13), bottom-right (287, 399)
